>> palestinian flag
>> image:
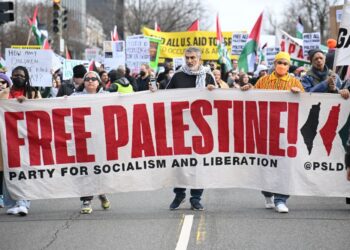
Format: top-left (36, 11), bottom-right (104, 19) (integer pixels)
top-left (216, 14), bottom-right (232, 73)
top-left (187, 19), bottom-right (199, 31)
top-left (296, 16), bottom-right (304, 39)
top-left (28, 6), bottom-right (44, 45)
top-left (238, 12), bottom-right (263, 73)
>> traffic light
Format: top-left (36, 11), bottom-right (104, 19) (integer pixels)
top-left (0, 1), bottom-right (14, 25)
top-left (61, 7), bottom-right (68, 29)
top-left (52, 0), bottom-right (61, 33)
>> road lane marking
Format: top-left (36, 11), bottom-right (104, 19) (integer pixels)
top-left (175, 215), bottom-right (194, 250)
top-left (196, 213), bottom-right (206, 245)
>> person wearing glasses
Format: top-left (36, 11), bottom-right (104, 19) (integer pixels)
top-left (71, 71), bottom-right (111, 214)
top-left (241, 52), bottom-right (304, 213)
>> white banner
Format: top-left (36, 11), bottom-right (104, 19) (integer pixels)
top-left (276, 29), bottom-right (305, 61)
top-left (5, 49), bottom-right (54, 87)
top-left (335, 4), bottom-right (350, 66)
top-left (0, 89), bottom-right (350, 200)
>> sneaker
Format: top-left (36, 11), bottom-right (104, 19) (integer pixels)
top-left (7, 205), bottom-right (19, 215)
top-left (190, 200), bottom-right (204, 211)
top-left (17, 206), bottom-right (28, 216)
top-left (99, 195), bottom-right (111, 210)
top-left (81, 200), bottom-right (93, 214)
top-left (264, 196), bottom-right (275, 209)
top-left (0, 195), bottom-right (4, 208)
top-left (275, 203), bottom-right (289, 213)
top-left (169, 196), bottom-right (185, 210)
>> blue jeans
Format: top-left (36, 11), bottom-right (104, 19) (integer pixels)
top-left (261, 191), bottom-right (289, 205)
top-left (2, 179), bottom-right (30, 209)
top-left (173, 188), bottom-right (203, 202)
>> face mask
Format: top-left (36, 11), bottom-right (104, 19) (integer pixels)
top-left (12, 78), bottom-right (26, 88)
top-left (275, 64), bottom-right (288, 76)
top-left (140, 71), bottom-right (146, 77)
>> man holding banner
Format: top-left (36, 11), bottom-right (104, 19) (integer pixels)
top-left (241, 51), bottom-right (304, 213)
top-left (166, 46), bottom-right (216, 211)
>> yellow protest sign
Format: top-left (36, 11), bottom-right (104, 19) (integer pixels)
top-left (11, 45), bottom-right (42, 49)
top-left (143, 27), bottom-right (242, 60)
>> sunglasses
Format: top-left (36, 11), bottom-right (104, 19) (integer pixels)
top-left (84, 77), bottom-right (98, 82)
top-left (0, 80), bottom-right (6, 84)
top-left (276, 61), bottom-right (289, 66)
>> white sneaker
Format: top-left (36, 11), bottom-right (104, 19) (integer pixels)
top-left (17, 206), bottom-right (28, 216)
top-left (275, 203), bottom-right (289, 213)
top-left (7, 206), bottom-right (19, 215)
top-left (264, 196), bottom-right (275, 209)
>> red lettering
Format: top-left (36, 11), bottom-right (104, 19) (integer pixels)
top-left (245, 101), bottom-right (268, 154)
top-left (280, 40), bottom-right (285, 51)
top-left (269, 102), bottom-right (287, 156)
top-left (287, 103), bottom-right (299, 158)
top-left (5, 112), bottom-right (25, 168)
top-left (171, 101), bottom-right (191, 155)
top-left (132, 104), bottom-right (155, 158)
top-left (233, 101), bottom-right (244, 153)
top-left (297, 47), bottom-right (304, 59)
top-left (288, 43), bottom-right (296, 54)
top-left (52, 108), bottom-right (75, 164)
top-left (153, 103), bottom-right (173, 156)
top-left (73, 108), bottom-right (95, 162)
top-left (26, 111), bottom-right (54, 166)
top-left (103, 105), bottom-right (129, 161)
top-left (191, 100), bottom-right (214, 154)
top-left (214, 100), bottom-right (232, 152)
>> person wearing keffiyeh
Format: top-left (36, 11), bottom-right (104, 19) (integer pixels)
top-left (166, 46), bottom-right (216, 211)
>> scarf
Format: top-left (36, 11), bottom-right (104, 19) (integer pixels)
top-left (311, 66), bottom-right (329, 83)
top-left (180, 64), bottom-right (215, 88)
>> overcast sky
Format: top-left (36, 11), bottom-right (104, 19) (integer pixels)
top-left (207, 0), bottom-right (345, 33)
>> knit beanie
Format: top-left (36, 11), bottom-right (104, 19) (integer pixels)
top-left (327, 39), bottom-right (337, 49)
top-left (0, 72), bottom-right (12, 86)
top-left (274, 52), bottom-right (291, 63)
top-left (73, 65), bottom-right (87, 78)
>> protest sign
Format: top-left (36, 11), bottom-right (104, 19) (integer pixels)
top-left (173, 57), bottom-right (184, 70)
top-left (231, 33), bottom-right (248, 56)
top-left (0, 89), bottom-right (349, 200)
top-left (303, 32), bottom-right (321, 58)
top-left (63, 59), bottom-right (89, 80)
top-left (126, 36), bottom-right (150, 74)
top-left (5, 48), bottom-right (54, 87)
top-left (148, 37), bottom-right (162, 70)
top-left (103, 41), bottom-right (126, 72)
top-left (265, 47), bottom-right (280, 67)
top-left (143, 27), bottom-right (239, 60)
top-left (85, 48), bottom-right (101, 61)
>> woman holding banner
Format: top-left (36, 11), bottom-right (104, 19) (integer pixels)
top-left (72, 71), bottom-right (111, 214)
top-left (0, 72), bottom-right (13, 209)
top-left (4, 66), bottom-right (41, 216)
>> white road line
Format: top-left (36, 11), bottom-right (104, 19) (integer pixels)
top-left (175, 215), bottom-right (194, 250)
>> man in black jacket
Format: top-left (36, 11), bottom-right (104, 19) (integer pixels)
top-left (167, 46), bottom-right (216, 211)
top-left (56, 64), bottom-right (87, 97)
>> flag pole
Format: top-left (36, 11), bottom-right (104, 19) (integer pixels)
top-left (26, 27), bottom-right (32, 45)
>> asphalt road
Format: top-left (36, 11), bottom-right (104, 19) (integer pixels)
top-left (0, 188), bottom-right (349, 250)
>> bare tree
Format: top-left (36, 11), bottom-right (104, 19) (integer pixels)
top-left (272, 0), bottom-right (340, 43)
top-left (124, 0), bottom-right (210, 34)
